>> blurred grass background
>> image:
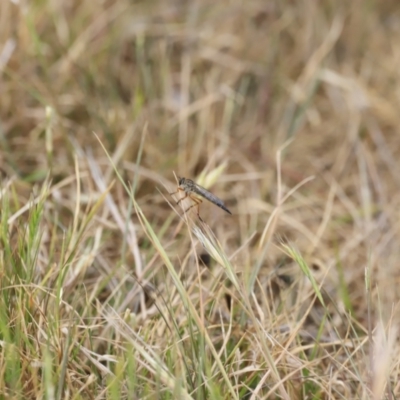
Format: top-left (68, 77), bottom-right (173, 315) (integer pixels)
top-left (1, 0), bottom-right (400, 399)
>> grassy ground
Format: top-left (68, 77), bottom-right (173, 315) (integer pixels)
top-left (1, 0), bottom-right (400, 399)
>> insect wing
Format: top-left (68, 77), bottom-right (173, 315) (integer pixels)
top-left (192, 183), bottom-right (232, 214)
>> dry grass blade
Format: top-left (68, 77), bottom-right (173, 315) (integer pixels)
top-left (1, 0), bottom-right (400, 398)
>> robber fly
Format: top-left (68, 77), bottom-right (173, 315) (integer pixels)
top-left (170, 177), bottom-right (232, 220)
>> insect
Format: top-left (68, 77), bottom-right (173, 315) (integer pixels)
top-left (170, 177), bottom-right (232, 220)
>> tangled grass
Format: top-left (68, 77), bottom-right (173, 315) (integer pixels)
top-left (0, 0), bottom-right (400, 398)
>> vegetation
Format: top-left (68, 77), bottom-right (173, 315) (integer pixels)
top-left (0, 0), bottom-right (399, 398)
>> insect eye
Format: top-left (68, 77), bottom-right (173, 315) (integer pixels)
top-left (178, 177), bottom-right (184, 185)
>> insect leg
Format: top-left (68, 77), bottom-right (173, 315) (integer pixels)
top-left (195, 199), bottom-right (204, 222)
top-left (176, 193), bottom-right (189, 205)
top-left (183, 196), bottom-right (202, 212)
top-left (183, 196), bottom-right (204, 221)
top-left (169, 187), bottom-right (184, 196)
